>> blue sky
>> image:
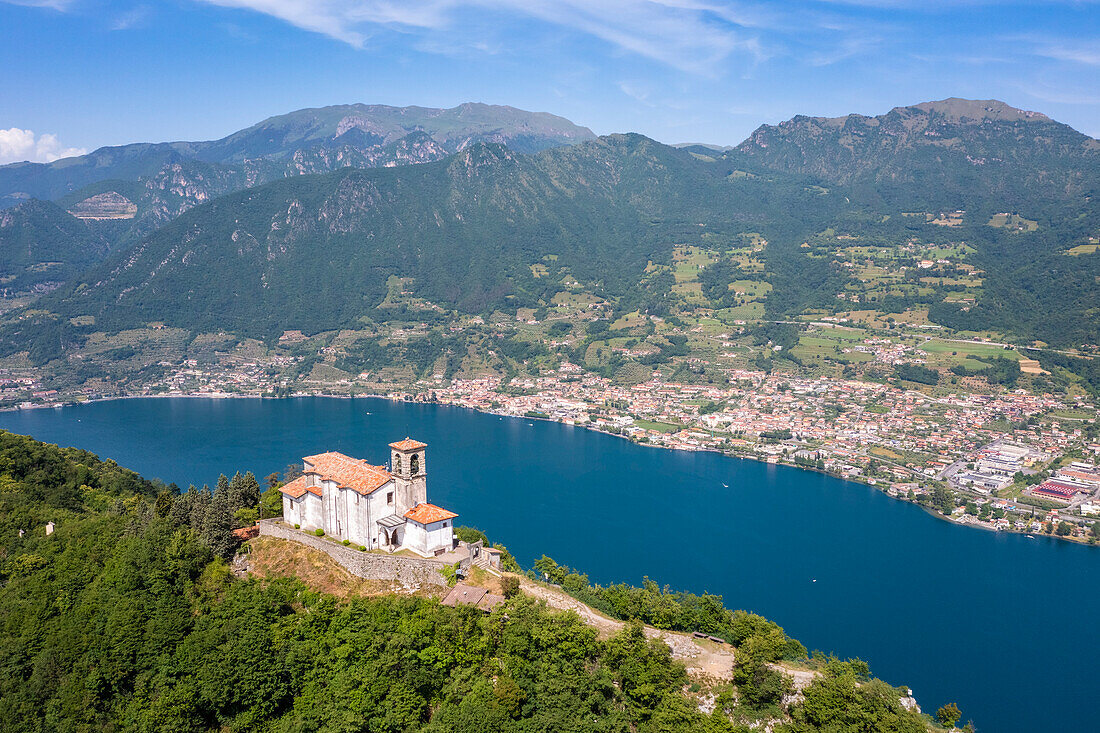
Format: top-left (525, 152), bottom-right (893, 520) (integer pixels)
top-left (1, 0), bottom-right (1099, 162)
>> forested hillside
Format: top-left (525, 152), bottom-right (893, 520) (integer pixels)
top-left (17, 135), bottom-right (836, 339)
top-left (2, 98), bottom-right (1098, 382)
top-left (0, 200), bottom-right (110, 294)
top-left (732, 98), bottom-right (1100, 211)
top-left (0, 430), bottom-right (936, 732)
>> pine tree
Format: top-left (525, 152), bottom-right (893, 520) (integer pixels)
top-left (202, 487), bottom-right (234, 559)
top-left (239, 472), bottom-right (261, 508)
top-left (190, 485), bottom-right (212, 532)
top-left (170, 485), bottom-right (197, 527)
top-left (225, 471), bottom-right (262, 513)
top-left (227, 472), bottom-right (245, 512)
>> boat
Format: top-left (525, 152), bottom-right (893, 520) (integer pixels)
top-left (722, 483), bottom-right (729, 488)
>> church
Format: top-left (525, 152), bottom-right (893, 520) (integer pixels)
top-left (279, 438), bottom-right (458, 557)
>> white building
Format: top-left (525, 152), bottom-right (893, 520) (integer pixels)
top-left (279, 438), bottom-right (457, 557)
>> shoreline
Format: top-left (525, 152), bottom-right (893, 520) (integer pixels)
top-left (5, 389), bottom-right (1094, 547)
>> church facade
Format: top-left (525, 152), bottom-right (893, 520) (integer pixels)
top-left (279, 438), bottom-right (457, 557)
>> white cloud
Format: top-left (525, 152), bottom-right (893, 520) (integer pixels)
top-left (1, 0), bottom-right (75, 9)
top-left (0, 128), bottom-right (87, 164)
top-left (197, 0), bottom-right (769, 74)
top-left (1032, 43), bottom-right (1100, 66)
top-left (111, 5), bottom-right (152, 30)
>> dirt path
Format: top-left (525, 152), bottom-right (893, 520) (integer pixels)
top-left (519, 578), bottom-right (736, 680)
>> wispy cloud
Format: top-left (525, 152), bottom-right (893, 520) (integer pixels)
top-left (0, 128), bottom-right (86, 164)
top-left (618, 81), bottom-right (655, 106)
top-left (197, 0), bottom-right (771, 74)
top-left (1, 0), bottom-right (75, 9)
top-left (1030, 41), bottom-right (1100, 66)
top-left (111, 4), bottom-right (151, 30)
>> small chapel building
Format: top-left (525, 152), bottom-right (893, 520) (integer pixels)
top-left (279, 438), bottom-right (457, 557)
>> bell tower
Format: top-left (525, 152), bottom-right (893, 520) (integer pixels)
top-left (389, 437), bottom-right (427, 512)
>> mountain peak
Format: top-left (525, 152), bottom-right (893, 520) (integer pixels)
top-left (203, 102), bottom-right (596, 162)
top-left (733, 97), bottom-right (1097, 208)
top-left (903, 98), bottom-right (1050, 123)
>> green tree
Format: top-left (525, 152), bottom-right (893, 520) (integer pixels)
top-left (155, 489), bottom-right (174, 518)
top-left (533, 555), bottom-right (566, 584)
top-left (190, 486), bottom-right (211, 531)
top-left (937, 702), bottom-right (962, 728)
top-left (259, 487), bottom-right (283, 519)
top-left (226, 471), bottom-right (261, 513)
top-left (202, 487), bottom-right (235, 559)
top-left (933, 485), bottom-right (955, 514)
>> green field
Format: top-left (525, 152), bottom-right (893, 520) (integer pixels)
top-left (717, 302), bottom-right (765, 321)
top-left (1048, 408), bottom-right (1096, 420)
top-left (987, 212), bottom-right (1038, 232)
top-left (791, 333), bottom-right (874, 364)
top-left (1065, 243), bottom-right (1099, 256)
top-left (920, 339), bottom-right (1021, 361)
top-left (633, 419), bottom-right (683, 433)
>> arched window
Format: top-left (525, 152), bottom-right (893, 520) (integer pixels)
top-left (394, 454), bottom-right (402, 473)
top-left (410, 453), bottom-right (420, 475)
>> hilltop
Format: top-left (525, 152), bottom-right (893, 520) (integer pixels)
top-left (0, 429), bottom-right (941, 732)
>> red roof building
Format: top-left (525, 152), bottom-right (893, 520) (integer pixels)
top-left (1031, 481), bottom-right (1080, 503)
top-left (279, 438), bottom-right (456, 557)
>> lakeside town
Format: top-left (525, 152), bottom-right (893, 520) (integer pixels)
top-left (4, 345), bottom-right (1098, 545)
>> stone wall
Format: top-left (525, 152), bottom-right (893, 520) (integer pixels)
top-left (257, 520), bottom-right (448, 588)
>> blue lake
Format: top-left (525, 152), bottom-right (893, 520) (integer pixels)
top-left (0, 396), bottom-right (1095, 732)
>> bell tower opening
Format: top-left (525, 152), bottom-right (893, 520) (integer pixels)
top-left (389, 437), bottom-right (428, 511)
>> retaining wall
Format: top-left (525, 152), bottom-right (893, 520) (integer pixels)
top-left (257, 520), bottom-right (448, 588)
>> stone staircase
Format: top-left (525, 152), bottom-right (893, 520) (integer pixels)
top-left (471, 549), bottom-right (500, 575)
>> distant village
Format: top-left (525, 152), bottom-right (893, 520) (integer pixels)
top-left (418, 367), bottom-right (1099, 540)
top-left (3, 336), bottom-right (1098, 544)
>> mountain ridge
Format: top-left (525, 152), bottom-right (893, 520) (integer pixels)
top-left (2, 97), bottom-right (1099, 361)
top-left (16, 134), bottom-right (830, 339)
top-left (0, 103), bottom-right (597, 206)
top-left (731, 97), bottom-right (1100, 210)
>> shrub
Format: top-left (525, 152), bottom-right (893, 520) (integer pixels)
top-left (314, 528), bottom-right (324, 537)
top-left (293, 523), bottom-right (300, 529)
top-left (440, 563), bottom-right (459, 587)
top-left (501, 575), bottom-right (520, 598)
top-left (342, 539), bottom-right (351, 545)
top-left (359, 545), bottom-right (367, 552)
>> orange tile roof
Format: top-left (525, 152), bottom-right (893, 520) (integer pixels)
top-left (278, 475), bottom-right (316, 499)
top-left (404, 502), bottom-right (457, 524)
top-left (302, 451), bottom-right (392, 495)
top-left (389, 437), bottom-right (427, 451)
